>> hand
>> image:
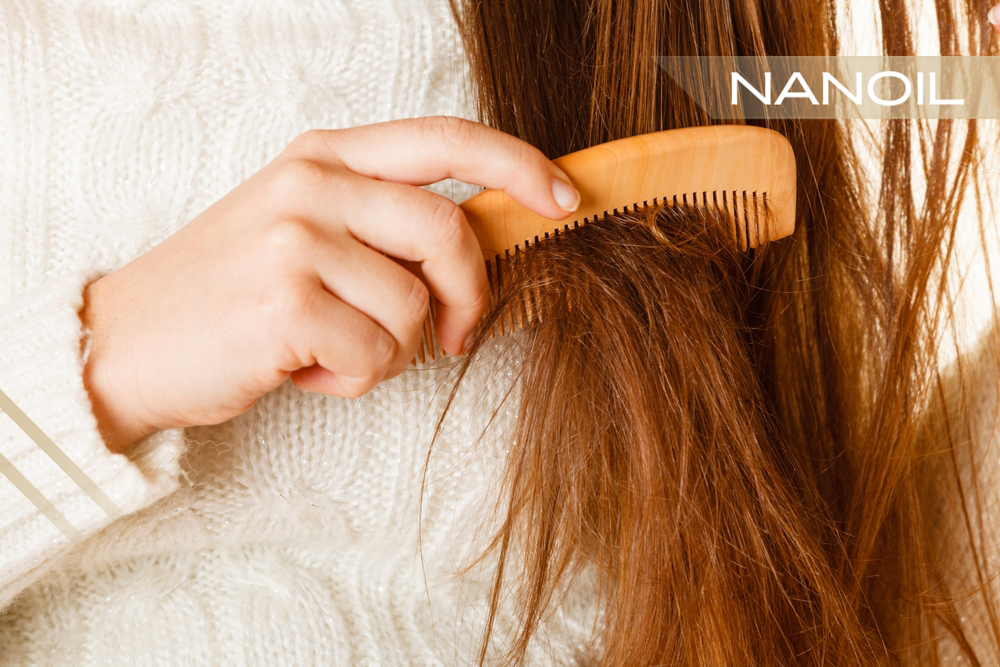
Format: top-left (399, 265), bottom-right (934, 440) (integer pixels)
top-left (990, 4), bottom-right (1000, 31)
top-left (80, 116), bottom-right (581, 453)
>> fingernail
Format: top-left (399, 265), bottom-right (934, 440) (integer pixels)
top-left (551, 177), bottom-right (580, 212)
top-left (990, 4), bottom-right (1000, 26)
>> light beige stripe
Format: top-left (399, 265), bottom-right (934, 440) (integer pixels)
top-left (0, 388), bottom-right (122, 519)
top-left (0, 451), bottom-right (81, 541)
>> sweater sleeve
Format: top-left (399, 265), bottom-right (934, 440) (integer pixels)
top-left (0, 268), bottom-right (189, 610)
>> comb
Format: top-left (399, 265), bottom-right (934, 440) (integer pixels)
top-left (412, 124), bottom-right (797, 364)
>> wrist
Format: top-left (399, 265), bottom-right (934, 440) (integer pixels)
top-left (80, 276), bottom-right (156, 454)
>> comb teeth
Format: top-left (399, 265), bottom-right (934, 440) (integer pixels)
top-left (410, 190), bottom-right (767, 365)
top-left (413, 297), bottom-right (443, 364)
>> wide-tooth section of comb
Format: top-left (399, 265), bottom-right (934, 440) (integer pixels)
top-left (409, 190), bottom-right (769, 365)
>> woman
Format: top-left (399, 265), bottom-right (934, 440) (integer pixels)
top-left (0, 0), bottom-right (997, 665)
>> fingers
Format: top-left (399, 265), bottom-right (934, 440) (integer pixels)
top-left (309, 238), bottom-right (430, 380)
top-left (288, 285), bottom-right (397, 398)
top-left (267, 116), bottom-right (584, 361)
top-left (271, 165), bottom-right (488, 355)
top-left (990, 4), bottom-right (1000, 31)
top-left (339, 176), bottom-right (488, 356)
top-left (284, 116), bottom-right (581, 220)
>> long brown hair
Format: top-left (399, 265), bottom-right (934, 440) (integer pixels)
top-left (428, 0), bottom-right (1000, 663)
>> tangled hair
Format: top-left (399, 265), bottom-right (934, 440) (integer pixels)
top-left (425, 0), bottom-right (1000, 664)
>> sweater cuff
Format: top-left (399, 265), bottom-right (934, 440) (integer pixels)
top-left (0, 269), bottom-right (188, 599)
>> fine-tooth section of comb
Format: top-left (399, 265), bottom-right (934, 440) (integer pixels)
top-left (410, 125), bottom-right (797, 365)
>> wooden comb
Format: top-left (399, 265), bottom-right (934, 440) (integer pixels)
top-left (412, 124), bottom-right (797, 364)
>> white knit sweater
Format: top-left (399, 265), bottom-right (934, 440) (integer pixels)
top-left (0, 0), bottom-right (996, 665)
top-left (0, 0), bottom-right (599, 663)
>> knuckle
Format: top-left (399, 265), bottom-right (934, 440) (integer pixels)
top-left (286, 129), bottom-right (328, 157)
top-left (279, 278), bottom-right (322, 326)
top-left (399, 274), bottom-right (431, 330)
top-left (421, 115), bottom-right (476, 155)
top-left (261, 218), bottom-right (321, 262)
top-left (258, 279), bottom-right (319, 354)
top-left (369, 325), bottom-right (397, 373)
top-left (511, 140), bottom-right (542, 175)
top-left (428, 198), bottom-right (466, 253)
top-left (265, 158), bottom-right (329, 203)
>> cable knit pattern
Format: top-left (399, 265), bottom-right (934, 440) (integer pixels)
top-left (0, 0), bottom-right (995, 665)
top-left (0, 0), bottom-right (598, 664)
top-left (0, 266), bottom-right (186, 610)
